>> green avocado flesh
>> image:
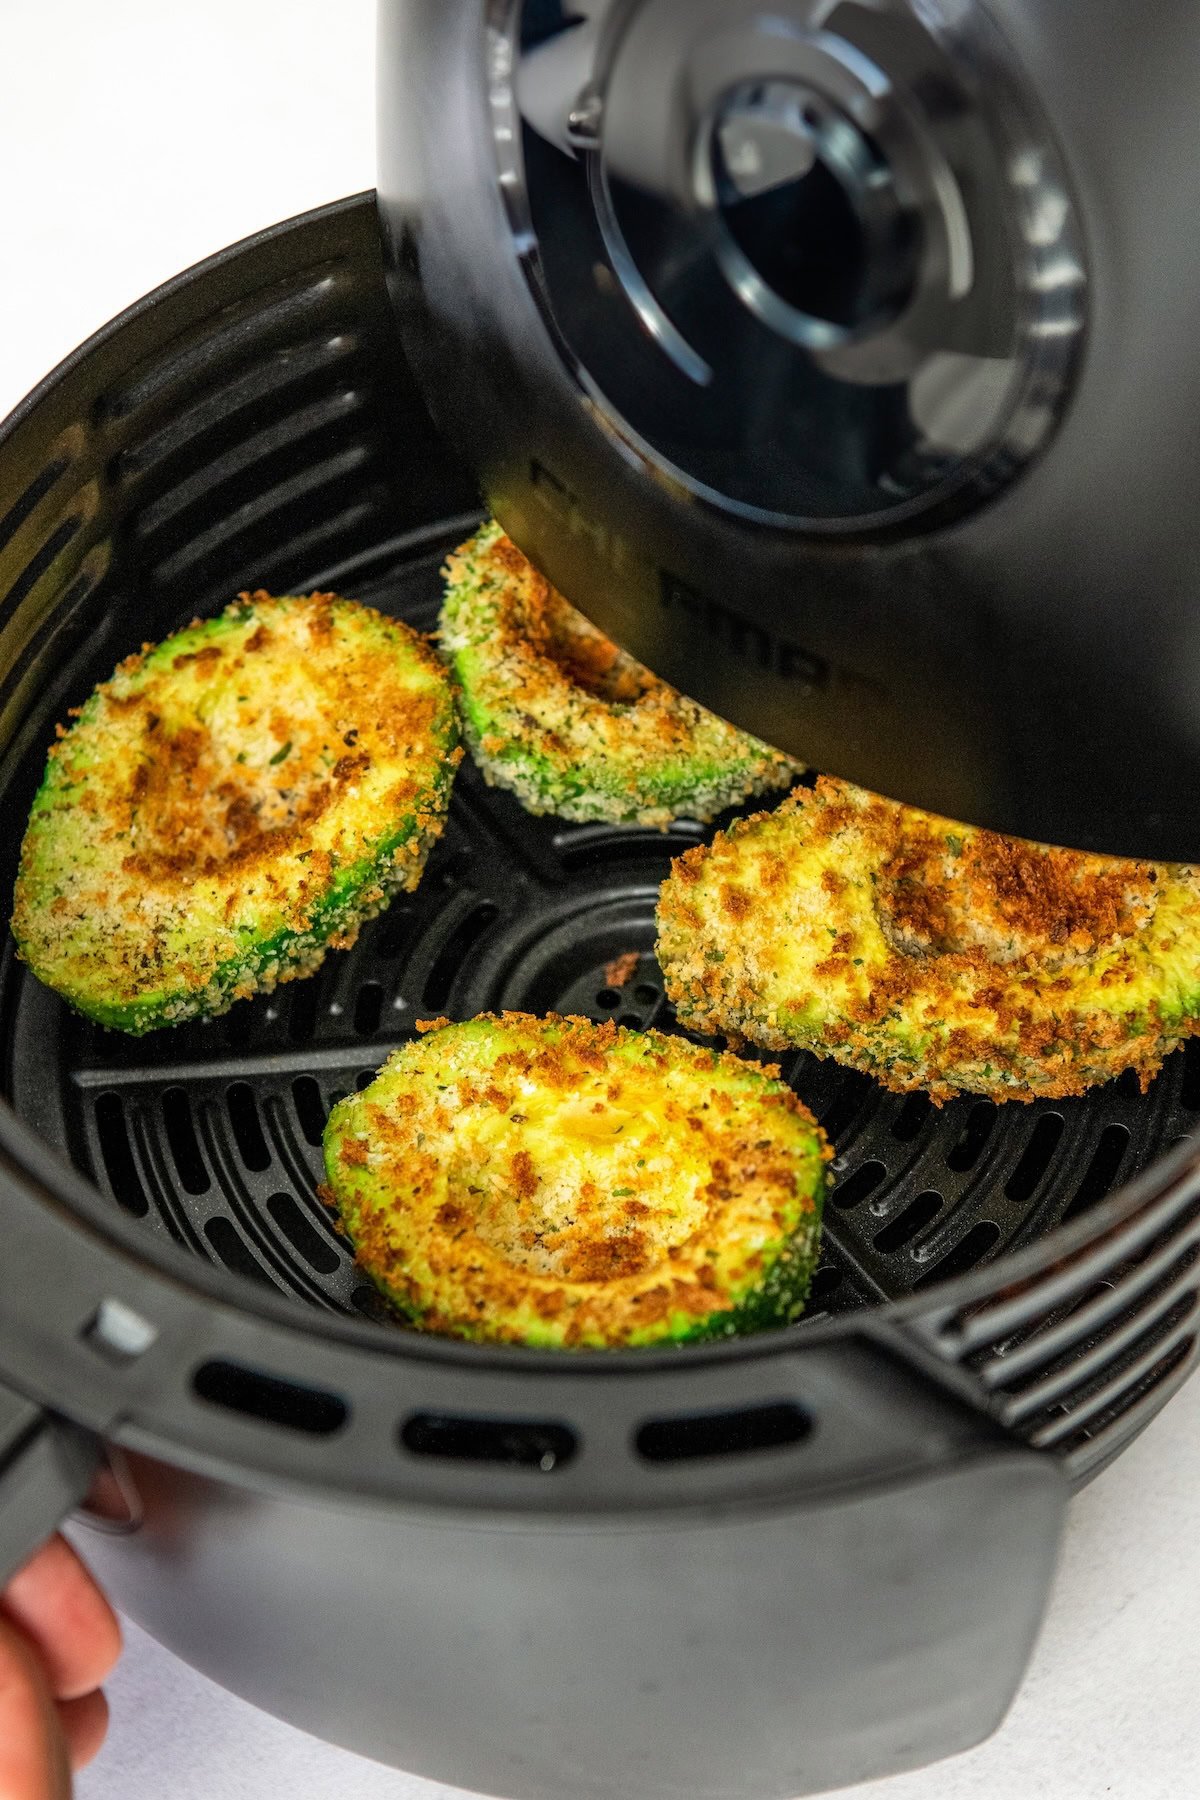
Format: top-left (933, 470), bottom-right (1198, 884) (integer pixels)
top-left (440, 519), bottom-right (802, 828)
top-left (323, 1012), bottom-right (830, 1349)
top-left (12, 591), bottom-right (460, 1032)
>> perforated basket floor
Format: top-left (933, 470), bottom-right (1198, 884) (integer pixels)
top-left (5, 517), bottom-right (1199, 1339)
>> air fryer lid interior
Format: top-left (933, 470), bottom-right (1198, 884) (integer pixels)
top-left (379, 0), bottom-right (1200, 860)
top-left (0, 196), bottom-right (1196, 1501)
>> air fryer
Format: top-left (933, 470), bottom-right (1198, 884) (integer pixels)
top-left (0, 7), bottom-right (1196, 1800)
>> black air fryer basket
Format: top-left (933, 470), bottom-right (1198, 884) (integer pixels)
top-left (0, 195), bottom-right (1197, 1800)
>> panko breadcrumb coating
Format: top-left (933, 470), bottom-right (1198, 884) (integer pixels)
top-left (657, 776), bottom-right (1200, 1104)
top-left (323, 1012), bottom-right (830, 1348)
top-left (440, 520), bottom-right (802, 827)
top-left (13, 591), bottom-right (460, 1032)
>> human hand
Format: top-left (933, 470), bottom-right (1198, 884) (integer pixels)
top-left (0, 1536), bottom-right (122, 1799)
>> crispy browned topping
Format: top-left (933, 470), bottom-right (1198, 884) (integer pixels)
top-left (470, 532), bottom-right (699, 739)
top-left (879, 822), bottom-right (1156, 967)
top-left (512, 570), bottom-right (654, 706)
top-left (440, 524), bottom-right (803, 827)
top-left (566, 1233), bottom-right (650, 1282)
top-left (657, 776), bottom-right (1200, 1105)
top-left (603, 951), bottom-right (640, 988)
top-left (510, 1149), bottom-right (538, 1200)
top-left (65, 597), bottom-right (438, 899)
top-left (328, 1013), bottom-right (828, 1345)
top-left (13, 591), bottom-right (457, 1025)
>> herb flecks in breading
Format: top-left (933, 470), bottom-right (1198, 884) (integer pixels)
top-left (440, 520), bottom-right (801, 828)
top-left (323, 1012), bottom-right (829, 1347)
top-left (657, 777), bottom-right (1200, 1104)
top-left (13, 592), bottom-right (460, 1032)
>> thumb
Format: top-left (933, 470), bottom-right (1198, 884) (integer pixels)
top-left (0, 1613), bottom-right (71, 1800)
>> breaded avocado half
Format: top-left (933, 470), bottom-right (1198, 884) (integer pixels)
top-left (440, 520), bottom-right (802, 828)
top-left (323, 1013), bottom-right (830, 1348)
top-left (657, 776), bottom-right (1200, 1104)
top-left (13, 591), bottom-right (461, 1032)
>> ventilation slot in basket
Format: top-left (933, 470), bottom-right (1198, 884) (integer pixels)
top-left (226, 1082), bottom-right (271, 1171)
top-left (947, 1101), bottom-right (998, 1172)
top-left (291, 1076), bottom-right (327, 1147)
top-left (401, 1413), bottom-right (576, 1470)
top-left (832, 1159), bottom-right (887, 1211)
top-left (874, 1190), bottom-right (942, 1253)
top-left (161, 1087), bottom-right (210, 1195)
top-left (1027, 1304), bottom-right (1198, 1456)
top-left (635, 1401), bottom-right (810, 1463)
top-left (102, 269), bottom-right (344, 422)
top-left (93, 1095), bottom-right (150, 1218)
top-left (113, 333), bottom-right (359, 481)
top-left (288, 977), bottom-right (322, 1043)
top-left (1004, 1113), bottom-right (1065, 1203)
top-left (204, 1218), bottom-right (274, 1285)
top-left (1180, 1038), bottom-right (1200, 1111)
top-left (556, 825), bottom-right (703, 873)
top-left (266, 1192), bottom-right (341, 1275)
top-left (914, 1220), bottom-right (1001, 1289)
top-left (193, 1359), bottom-right (347, 1434)
top-left (891, 1093), bottom-right (933, 1143)
top-left (377, 906), bottom-right (416, 959)
top-left (423, 902), bottom-right (500, 1010)
top-left (0, 517), bottom-right (86, 630)
top-left (0, 454), bottom-right (71, 550)
top-left (1061, 1124), bottom-right (1131, 1223)
top-left (818, 1070), bottom-right (875, 1142)
top-left (807, 1265), bottom-right (845, 1307)
top-left (132, 389), bottom-right (365, 543)
top-left (353, 981), bottom-right (384, 1036)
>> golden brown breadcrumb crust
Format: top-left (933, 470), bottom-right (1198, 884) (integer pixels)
top-left (440, 521), bottom-right (802, 826)
top-left (13, 591), bottom-right (460, 1030)
top-left (323, 1012), bottom-right (830, 1348)
top-left (657, 777), bottom-right (1200, 1104)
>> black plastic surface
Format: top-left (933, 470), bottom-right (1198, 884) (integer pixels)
top-left (79, 1433), bottom-right (1065, 1800)
top-left (0, 1382), bottom-right (97, 1586)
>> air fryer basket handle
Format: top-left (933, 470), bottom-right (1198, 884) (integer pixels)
top-left (0, 1380), bottom-right (99, 1587)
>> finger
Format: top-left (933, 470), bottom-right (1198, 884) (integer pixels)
top-left (0, 1613), bottom-right (71, 1800)
top-left (3, 1535), bottom-right (122, 1700)
top-left (58, 1687), bottom-right (110, 1771)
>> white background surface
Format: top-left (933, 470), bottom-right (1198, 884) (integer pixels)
top-left (0, 4), bottom-right (1196, 1797)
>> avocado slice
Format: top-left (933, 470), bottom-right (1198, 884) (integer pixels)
top-left (12, 590), bottom-right (460, 1032)
top-left (323, 1012), bottom-right (830, 1348)
top-left (440, 519), bottom-right (801, 828)
top-left (657, 775), bottom-right (1200, 1103)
